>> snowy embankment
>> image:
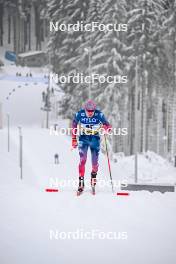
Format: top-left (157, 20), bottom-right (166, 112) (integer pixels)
top-left (0, 59), bottom-right (176, 264)
top-left (0, 126), bottom-right (176, 264)
top-left (113, 151), bottom-right (176, 185)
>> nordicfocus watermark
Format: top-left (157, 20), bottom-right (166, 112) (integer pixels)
top-left (50, 73), bottom-right (127, 84)
top-left (50, 21), bottom-right (127, 32)
top-left (48, 178), bottom-right (128, 189)
top-left (50, 229), bottom-right (128, 240)
top-left (50, 126), bottom-right (128, 137)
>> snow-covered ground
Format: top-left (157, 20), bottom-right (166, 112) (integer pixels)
top-left (0, 53), bottom-right (176, 264)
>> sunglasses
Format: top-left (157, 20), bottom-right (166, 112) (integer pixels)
top-left (86, 110), bottom-right (94, 113)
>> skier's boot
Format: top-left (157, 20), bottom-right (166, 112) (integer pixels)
top-left (91, 172), bottom-right (97, 195)
top-left (77, 177), bottom-right (84, 196)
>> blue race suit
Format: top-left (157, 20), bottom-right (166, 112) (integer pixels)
top-left (72, 109), bottom-right (110, 177)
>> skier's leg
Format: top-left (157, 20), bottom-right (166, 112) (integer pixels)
top-left (90, 148), bottom-right (99, 186)
top-left (91, 148), bottom-right (99, 174)
top-left (78, 140), bottom-right (88, 177)
top-left (90, 137), bottom-right (100, 174)
top-left (77, 139), bottom-right (88, 193)
top-left (90, 138), bottom-right (100, 186)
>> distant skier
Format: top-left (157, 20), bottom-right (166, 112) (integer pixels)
top-left (54, 153), bottom-right (59, 164)
top-left (72, 100), bottom-right (111, 195)
top-left (51, 87), bottom-right (54, 95)
top-left (42, 91), bottom-right (46, 102)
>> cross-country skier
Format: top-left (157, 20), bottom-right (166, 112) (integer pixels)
top-left (54, 153), bottom-right (59, 164)
top-left (72, 100), bottom-right (111, 195)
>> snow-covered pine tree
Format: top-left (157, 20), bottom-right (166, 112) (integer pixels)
top-left (75, 0), bottom-right (104, 103)
top-left (48, 0), bottom-right (89, 119)
top-left (127, 0), bottom-right (164, 154)
top-left (93, 0), bottom-right (128, 154)
top-left (162, 0), bottom-right (176, 159)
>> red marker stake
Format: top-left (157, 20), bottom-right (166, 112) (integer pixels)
top-left (117, 192), bottom-right (129, 196)
top-left (45, 189), bottom-right (59, 192)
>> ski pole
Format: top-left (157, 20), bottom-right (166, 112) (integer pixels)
top-left (104, 134), bottom-right (114, 193)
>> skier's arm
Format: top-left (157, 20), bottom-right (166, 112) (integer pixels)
top-left (99, 112), bottom-right (112, 132)
top-left (72, 112), bottom-right (80, 136)
top-left (71, 112), bottom-right (80, 148)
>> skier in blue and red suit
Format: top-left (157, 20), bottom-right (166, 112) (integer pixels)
top-left (72, 100), bottom-right (111, 193)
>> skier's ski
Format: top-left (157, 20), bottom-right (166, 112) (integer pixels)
top-left (91, 172), bottom-right (96, 195)
top-left (76, 191), bottom-right (83, 196)
top-left (76, 188), bottom-right (84, 196)
top-left (77, 177), bottom-right (84, 196)
top-left (91, 186), bottom-right (96, 195)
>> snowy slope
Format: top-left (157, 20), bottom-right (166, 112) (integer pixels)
top-left (0, 126), bottom-right (176, 264)
top-left (0, 57), bottom-right (176, 264)
top-left (0, 127), bottom-right (176, 264)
